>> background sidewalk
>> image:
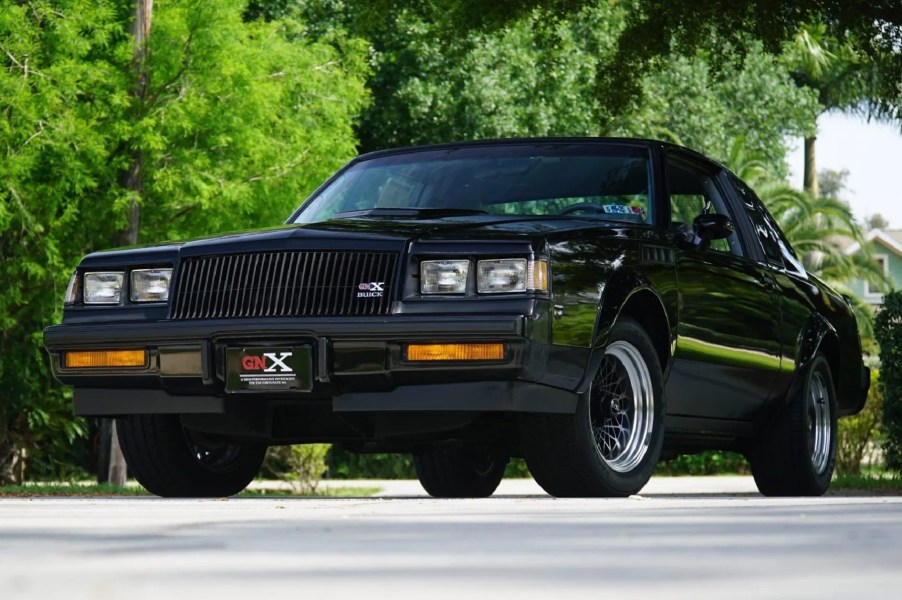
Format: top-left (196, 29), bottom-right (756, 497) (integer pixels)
top-left (251, 475), bottom-right (761, 497)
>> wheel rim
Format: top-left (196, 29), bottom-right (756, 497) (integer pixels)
top-left (589, 340), bottom-right (654, 473)
top-left (183, 429), bottom-right (245, 473)
top-left (808, 370), bottom-right (831, 474)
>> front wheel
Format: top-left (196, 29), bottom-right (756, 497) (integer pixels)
top-left (413, 446), bottom-right (508, 498)
top-left (116, 414), bottom-right (267, 498)
top-left (748, 354), bottom-right (837, 496)
top-left (523, 317), bottom-right (665, 497)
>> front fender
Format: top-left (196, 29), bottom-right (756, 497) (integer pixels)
top-left (573, 268), bottom-right (672, 397)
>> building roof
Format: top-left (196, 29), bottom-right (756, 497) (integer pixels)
top-left (843, 229), bottom-right (902, 258)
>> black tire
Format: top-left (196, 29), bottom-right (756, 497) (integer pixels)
top-left (748, 354), bottom-right (837, 496)
top-left (413, 446), bottom-right (508, 498)
top-left (116, 414), bottom-right (267, 498)
top-left (523, 317), bottom-right (665, 497)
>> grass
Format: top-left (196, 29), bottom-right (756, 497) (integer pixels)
top-left (239, 486), bottom-right (381, 498)
top-left (0, 482), bottom-right (382, 498)
top-left (830, 472), bottom-right (902, 495)
top-left (0, 483), bottom-right (150, 497)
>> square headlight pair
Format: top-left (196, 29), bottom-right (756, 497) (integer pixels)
top-left (67, 269), bottom-right (173, 305)
top-left (420, 258), bottom-right (548, 295)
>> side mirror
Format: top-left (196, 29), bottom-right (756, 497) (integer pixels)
top-left (693, 213), bottom-right (733, 242)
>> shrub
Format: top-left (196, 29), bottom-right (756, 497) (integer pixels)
top-left (325, 448), bottom-right (531, 479)
top-left (327, 447), bottom-right (416, 479)
top-left (654, 450), bottom-right (749, 475)
top-left (874, 290), bottom-right (902, 474)
top-left (836, 370), bottom-right (883, 475)
top-left (264, 444), bottom-right (331, 494)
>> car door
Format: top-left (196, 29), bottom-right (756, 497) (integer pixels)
top-left (664, 154), bottom-right (782, 421)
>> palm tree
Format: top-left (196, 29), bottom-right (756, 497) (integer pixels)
top-left (783, 24), bottom-right (886, 198)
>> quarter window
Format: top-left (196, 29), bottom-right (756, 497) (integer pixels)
top-left (729, 173), bottom-right (805, 276)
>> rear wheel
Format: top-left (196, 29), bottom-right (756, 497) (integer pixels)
top-left (116, 414), bottom-right (266, 498)
top-left (413, 446), bottom-right (508, 498)
top-left (749, 354), bottom-right (837, 496)
top-left (523, 317), bottom-right (665, 497)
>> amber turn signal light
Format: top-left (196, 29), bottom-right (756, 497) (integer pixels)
top-left (406, 343), bottom-right (506, 361)
top-left (64, 349), bottom-right (147, 368)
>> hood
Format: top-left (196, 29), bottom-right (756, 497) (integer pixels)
top-left (80, 214), bottom-right (625, 266)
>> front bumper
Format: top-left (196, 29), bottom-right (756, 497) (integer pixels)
top-left (44, 315), bottom-right (580, 416)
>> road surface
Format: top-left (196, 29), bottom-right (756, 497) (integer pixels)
top-left (1, 477), bottom-right (899, 599)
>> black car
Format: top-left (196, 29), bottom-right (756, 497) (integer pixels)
top-left (44, 138), bottom-right (869, 498)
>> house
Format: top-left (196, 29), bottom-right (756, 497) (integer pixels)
top-left (842, 229), bottom-right (902, 307)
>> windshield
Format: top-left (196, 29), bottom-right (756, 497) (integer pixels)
top-left (292, 143), bottom-right (653, 224)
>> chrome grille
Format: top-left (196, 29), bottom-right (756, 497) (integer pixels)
top-left (170, 251), bottom-right (397, 319)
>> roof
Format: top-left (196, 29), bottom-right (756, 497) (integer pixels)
top-left (354, 137), bottom-right (719, 166)
top-left (844, 229), bottom-right (902, 257)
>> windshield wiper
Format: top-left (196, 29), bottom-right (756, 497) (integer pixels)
top-left (332, 207), bottom-right (490, 219)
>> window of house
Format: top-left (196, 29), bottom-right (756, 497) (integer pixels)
top-left (865, 254), bottom-right (889, 297)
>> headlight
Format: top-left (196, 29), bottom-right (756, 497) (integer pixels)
top-left (421, 260), bottom-right (469, 294)
top-left (130, 268), bottom-right (173, 302)
top-left (83, 272), bottom-right (125, 304)
top-left (64, 272), bottom-right (80, 306)
top-left (477, 258), bottom-right (549, 293)
top-left (478, 259), bottom-right (527, 293)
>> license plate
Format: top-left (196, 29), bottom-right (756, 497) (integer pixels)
top-left (225, 346), bottom-right (312, 392)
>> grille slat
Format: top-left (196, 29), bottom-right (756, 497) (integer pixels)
top-left (170, 250), bottom-right (396, 320)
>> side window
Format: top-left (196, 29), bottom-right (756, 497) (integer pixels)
top-left (729, 174), bottom-right (806, 276)
top-left (666, 157), bottom-right (744, 257)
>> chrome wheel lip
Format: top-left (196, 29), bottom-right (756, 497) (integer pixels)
top-left (808, 370), bottom-right (832, 474)
top-left (589, 340), bottom-right (654, 473)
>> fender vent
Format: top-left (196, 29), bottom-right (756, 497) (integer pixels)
top-left (641, 245), bottom-right (674, 264)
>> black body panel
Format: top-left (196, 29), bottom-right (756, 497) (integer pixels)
top-left (44, 138), bottom-right (869, 451)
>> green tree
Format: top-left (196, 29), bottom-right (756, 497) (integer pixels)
top-left (610, 43), bottom-right (819, 178)
top-left (315, 1), bottom-right (818, 172)
top-left (783, 25), bottom-right (889, 198)
top-left (356, 4), bottom-right (625, 151)
top-left (864, 213), bottom-right (890, 231)
top-left (0, 0), bottom-right (369, 483)
top-left (361, 1), bottom-right (902, 127)
top-left (817, 168), bottom-right (850, 201)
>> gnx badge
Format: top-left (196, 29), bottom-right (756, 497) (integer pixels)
top-left (241, 351), bottom-right (294, 373)
top-left (357, 281), bottom-right (385, 298)
top-left (227, 346), bottom-right (312, 392)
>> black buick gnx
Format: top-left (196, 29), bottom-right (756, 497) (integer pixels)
top-left (44, 138), bottom-right (870, 498)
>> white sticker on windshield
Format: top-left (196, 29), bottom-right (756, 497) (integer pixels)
top-left (602, 205), bottom-right (646, 220)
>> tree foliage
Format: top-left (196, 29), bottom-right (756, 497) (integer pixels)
top-left (362, 0), bottom-right (902, 125)
top-left (355, 3), bottom-right (624, 151)
top-left (0, 0), bottom-right (368, 482)
top-left (610, 44), bottom-right (819, 178)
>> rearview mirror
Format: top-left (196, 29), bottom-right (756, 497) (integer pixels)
top-left (693, 213), bottom-right (733, 242)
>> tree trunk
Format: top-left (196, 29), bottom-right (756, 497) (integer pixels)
top-left (101, 0), bottom-right (154, 486)
top-left (117, 0), bottom-right (153, 247)
top-left (803, 135), bottom-right (818, 199)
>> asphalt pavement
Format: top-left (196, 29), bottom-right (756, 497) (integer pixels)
top-left (1, 476), bottom-right (900, 599)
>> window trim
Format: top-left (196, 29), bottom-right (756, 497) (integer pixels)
top-left (864, 253), bottom-right (889, 299)
top-left (663, 152), bottom-right (753, 260)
